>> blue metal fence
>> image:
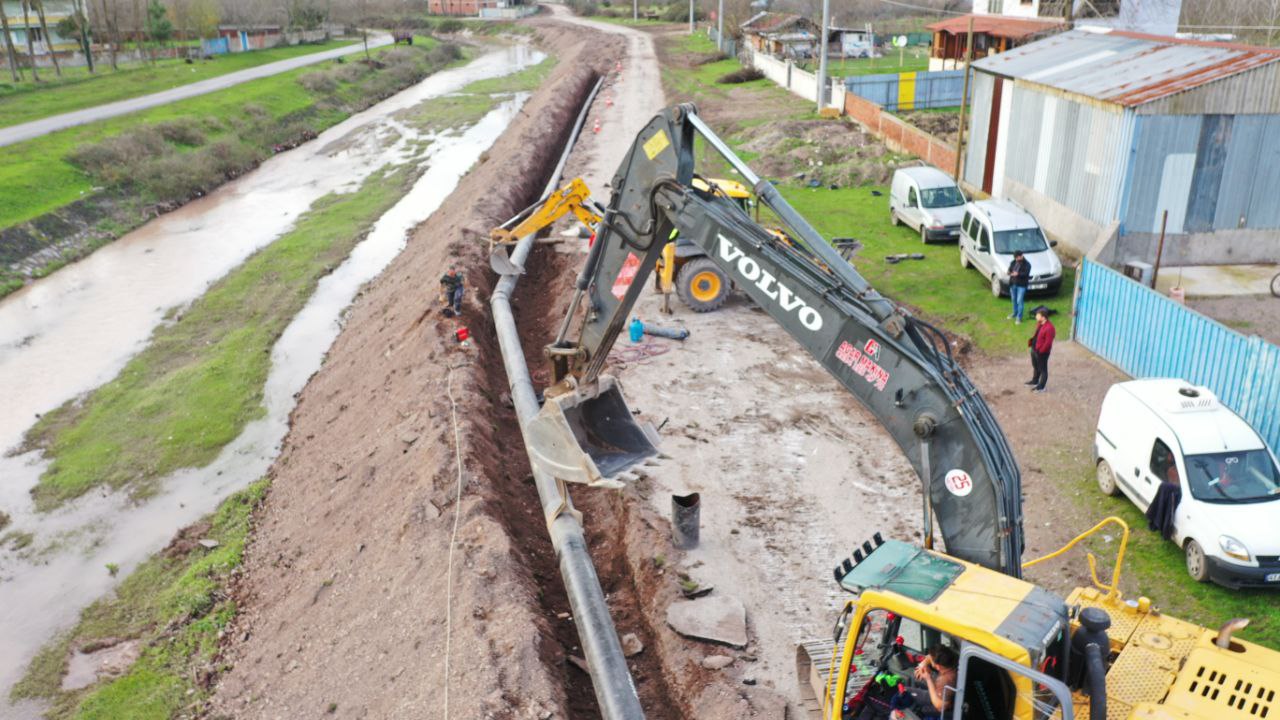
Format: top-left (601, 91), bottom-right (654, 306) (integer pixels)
top-left (1074, 259), bottom-right (1280, 453)
top-left (844, 69), bottom-right (967, 112)
top-left (201, 37), bottom-right (229, 55)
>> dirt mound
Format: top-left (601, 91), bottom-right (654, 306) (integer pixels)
top-left (208, 25), bottom-right (629, 719)
top-left (738, 118), bottom-right (898, 186)
top-left (900, 110), bottom-right (960, 144)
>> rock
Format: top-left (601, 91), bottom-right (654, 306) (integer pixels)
top-left (701, 654), bottom-right (734, 670)
top-left (399, 432), bottom-right (419, 444)
top-left (743, 676), bottom-right (757, 686)
top-left (666, 594), bottom-right (748, 648)
top-left (621, 632), bottom-right (644, 657)
top-left (197, 539), bottom-right (219, 549)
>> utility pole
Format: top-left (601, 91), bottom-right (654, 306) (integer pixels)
top-left (952, 16), bottom-right (974, 181)
top-left (688, 0), bottom-right (694, 34)
top-left (716, 0), bottom-right (723, 52)
top-left (816, 0), bottom-right (830, 108)
top-left (633, 0), bottom-right (637, 22)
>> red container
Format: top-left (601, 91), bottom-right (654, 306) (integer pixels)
top-left (455, 326), bottom-right (470, 342)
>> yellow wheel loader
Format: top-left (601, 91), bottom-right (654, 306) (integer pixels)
top-left (493, 103), bottom-right (1280, 720)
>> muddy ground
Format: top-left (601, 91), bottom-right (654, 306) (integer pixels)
top-left (1189, 294), bottom-right (1280, 346)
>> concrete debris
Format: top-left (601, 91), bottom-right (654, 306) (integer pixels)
top-left (701, 655), bottom-right (734, 670)
top-left (666, 594), bottom-right (748, 648)
top-left (621, 632), bottom-right (644, 657)
top-left (198, 539), bottom-right (220, 549)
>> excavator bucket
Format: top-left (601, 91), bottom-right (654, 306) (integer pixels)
top-left (526, 376), bottom-right (660, 488)
top-left (489, 246), bottom-right (525, 276)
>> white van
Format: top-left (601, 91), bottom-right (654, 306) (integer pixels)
top-left (888, 167), bottom-right (967, 243)
top-left (1094, 379), bottom-right (1280, 588)
top-left (959, 199), bottom-right (1063, 297)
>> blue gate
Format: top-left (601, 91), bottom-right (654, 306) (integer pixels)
top-left (1074, 259), bottom-right (1280, 453)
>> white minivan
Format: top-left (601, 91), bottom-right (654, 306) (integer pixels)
top-left (959, 199), bottom-right (1063, 297)
top-left (1094, 379), bottom-right (1280, 588)
top-left (888, 166), bottom-right (967, 243)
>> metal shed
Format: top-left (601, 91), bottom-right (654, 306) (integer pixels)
top-left (963, 28), bottom-right (1280, 266)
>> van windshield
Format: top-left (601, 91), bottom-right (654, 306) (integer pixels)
top-left (994, 228), bottom-right (1048, 254)
top-left (921, 187), bottom-right (965, 209)
top-left (1185, 449), bottom-right (1280, 503)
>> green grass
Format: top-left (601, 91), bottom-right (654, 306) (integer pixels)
top-left (0, 37), bottom-right (440, 233)
top-left (0, 40), bottom-right (356, 129)
top-left (767, 184), bottom-right (1073, 356)
top-left (798, 50), bottom-right (930, 78)
top-left (458, 54), bottom-right (553, 94)
top-left (11, 480), bottom-right (269, 717)
top-left (22, 166), bottom-right (414, 510)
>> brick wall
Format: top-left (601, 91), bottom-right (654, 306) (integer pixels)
top-left (844, 92), bottom-right (958, 174)
top-left (428, 0), bottom-right (480, 16)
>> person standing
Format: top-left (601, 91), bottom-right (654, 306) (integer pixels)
top-left (1007, 250), bottom-right (1029, 324)
top-left (1027, 307), bottom-right (1055, 392)
top-left (440, 267), bottom-right (464, 316)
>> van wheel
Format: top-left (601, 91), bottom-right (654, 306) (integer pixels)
top-left (960, 251), bottom-right (970, 270)
top-left (890, 209), bottom-right (900, 227)
top-left (1096, 460), bottom-right (1119, 496)
top-left (676, 257), bottom-right (730, 313)
top-left (990, 274), bottom-right (1004, 298)
top-left (1185, 540), bottom-right (1210, 583)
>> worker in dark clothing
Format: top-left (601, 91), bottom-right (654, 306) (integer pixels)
top-left (440, 267), bottom-right (464, 316)
top-left (1027, 306), bottom-right (1055, 393)
top-left (1007, 251), bottom-right (1030, 324)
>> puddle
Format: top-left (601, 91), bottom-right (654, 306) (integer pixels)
top-left (0, 45), bottom-right (542, 711)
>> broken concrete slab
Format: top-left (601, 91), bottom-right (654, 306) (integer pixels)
top-left (701, 654), bottom-right (734, 670)
top-left (621, 632), bottom-right (644, 657)
top-left (666, 594), bottom-right (747, 648)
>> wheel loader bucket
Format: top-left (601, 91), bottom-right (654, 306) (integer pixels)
top-left (526, 375), bottom-right (660, 488)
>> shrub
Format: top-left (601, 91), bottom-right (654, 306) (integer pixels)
top-left (298, 70), bottom-right (339, 93)
top-left (436, 18), bottom-right (464, 34)
top-left (717, 67), bottom-right (762, 83)
top-left (153, 120), bottom-right (206, 146)
top-left (68, 127), bottom-right (168, 184)
top-left (428, 42), bottom-right (462, 65)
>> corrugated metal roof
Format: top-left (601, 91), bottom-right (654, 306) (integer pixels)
top-left (926, 14), bottom-right (1064, 40)
top-left (741, 12), bottom-right (805, 34)
top-left (973, 29), bottom-right (1280, 107)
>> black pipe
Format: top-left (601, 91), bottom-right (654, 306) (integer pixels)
top-left (1084, 642), bottom-right (1107, 720)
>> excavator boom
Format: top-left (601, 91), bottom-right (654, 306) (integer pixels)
top-left (530, 104), bottom-right (1024, 576)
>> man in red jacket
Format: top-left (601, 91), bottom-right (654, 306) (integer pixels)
top-left (1027, 306), bottom-right (1055, 392)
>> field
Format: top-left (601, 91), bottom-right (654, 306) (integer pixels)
top-left (0, 40), bottom-right (356, 129)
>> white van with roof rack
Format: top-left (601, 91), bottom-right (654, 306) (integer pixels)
top-left (1094, 378), bottom-right (1280, 588)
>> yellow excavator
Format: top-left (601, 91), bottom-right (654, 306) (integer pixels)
top-left (490, 175), bottom-right (754, 313)
top-left (493, 104), bottom-right (1280, 720)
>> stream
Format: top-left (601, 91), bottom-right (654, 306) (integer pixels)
top-left (0, 43), bottom-right (543, 713)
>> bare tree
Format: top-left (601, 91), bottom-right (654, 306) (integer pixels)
top-left (70, 0), bottom-right (95, 73)
top-left (19, 0), bottom-right (39, 81)
top-left (0, 1), bottom-right (24, 81)
top-left (95, 0), bottom-right (121, 69)
top-left (33, 0), bottom-right (60, 76)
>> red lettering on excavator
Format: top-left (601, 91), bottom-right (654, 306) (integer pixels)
top-left (836, 340), bottom-right (890, 392)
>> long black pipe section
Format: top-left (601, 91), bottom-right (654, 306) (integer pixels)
top-left (489, 77), bottom-right (645, 719)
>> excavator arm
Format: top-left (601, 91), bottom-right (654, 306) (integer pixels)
top-left (525, 104), bottom-right (1025, 576)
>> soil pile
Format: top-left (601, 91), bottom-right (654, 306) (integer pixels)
top-left (900, 110), bottom-right (960, 144)
top-left (739, 119), bottom-right (899, 187)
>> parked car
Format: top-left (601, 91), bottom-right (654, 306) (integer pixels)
top-left (1094, 378), bottom-right (1280, 588)
top-left (888, 166), bottom-right (967, 243)
top-left (958, 199), bottom-right (1062, 297)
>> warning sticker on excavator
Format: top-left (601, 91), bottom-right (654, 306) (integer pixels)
top-left (945, 469), bottom-right (973, 497)
top-left (643, 130), bottom-right (670, 160)
top-left (612, 252), bottom-right (642, 300)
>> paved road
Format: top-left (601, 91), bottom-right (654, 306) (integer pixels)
top-left (0, 35), bottom-right (393, 148)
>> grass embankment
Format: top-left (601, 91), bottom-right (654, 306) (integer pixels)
top-left (0, 36), bottom-right (458, 298)
top-left (0, 40), bottom-right (356, 129)
top-left (20, 54), bottom-right (555, 511)
top-left (22, 165), bottom-right (415, 511)
top-left (662, 32), bottom-right (1065, 356)
top-left (11, 480), bottom-right (268, 718)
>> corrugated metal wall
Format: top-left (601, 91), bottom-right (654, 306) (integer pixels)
top-left (1001, 84), bottom-right (1135, 227)
top-left (1137, 62), bottom-right (1280, 116)
top-left (964, 71), bottom-right (994, 188)
top-left (1122, 114), bottom-right (1280, 234)
top-left (844, 70), bottom-right (968, 111)
top-left (1075, 259), bottom-right (1280, 455)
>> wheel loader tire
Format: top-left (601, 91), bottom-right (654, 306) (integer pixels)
top-left (677, 257), bottom-right (730, 312)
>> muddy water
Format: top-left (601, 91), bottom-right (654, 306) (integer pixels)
top-left (0, 45), bottom-right (542, 710)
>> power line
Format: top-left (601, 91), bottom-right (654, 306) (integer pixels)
top-left (875, 0), bottom-right (969, 16)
